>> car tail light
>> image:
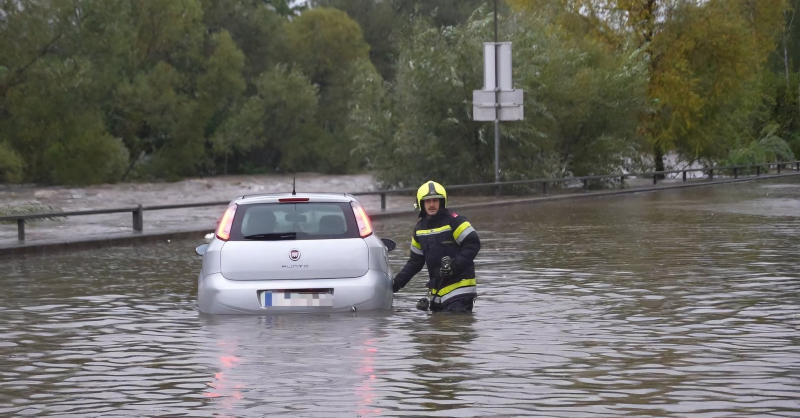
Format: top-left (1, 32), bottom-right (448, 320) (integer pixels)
top-left (350, 201), bottom-right (373, 238)
top-left (279, 198), bottom-right (309, 203)
top-left (216, 204), bottom-right (237, 241)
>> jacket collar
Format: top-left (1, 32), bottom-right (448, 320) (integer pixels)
top-left (420, 207), bottom-right (449, 223)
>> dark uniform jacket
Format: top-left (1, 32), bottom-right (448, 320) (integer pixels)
top-left (393, 208), bottom-right (480, 308)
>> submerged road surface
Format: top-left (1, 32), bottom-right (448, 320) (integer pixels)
top-left (1, 178), bottom-right (799, 417)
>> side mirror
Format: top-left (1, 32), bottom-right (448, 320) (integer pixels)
top-left (195, 243), bottom-right (209, 256)
top-left (381, 238), bottom-right (396, 252)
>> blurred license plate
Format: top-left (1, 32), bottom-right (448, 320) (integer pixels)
top-left (261, 289), bottom-right (334, 307)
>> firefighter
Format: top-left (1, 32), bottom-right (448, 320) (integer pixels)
top-left (392, 180), bottom-right (480, 312)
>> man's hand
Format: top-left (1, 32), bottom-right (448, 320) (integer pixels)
top-left (439, 256), bottom-right (452, 280)
top-left (392, 277), bottom-right (402, 293)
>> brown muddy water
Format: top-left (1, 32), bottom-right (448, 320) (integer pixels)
top-left (1, 178), bottom-right (799, 417)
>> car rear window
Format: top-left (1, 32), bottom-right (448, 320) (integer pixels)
top-left (228, 202), bottom-right (360, 241)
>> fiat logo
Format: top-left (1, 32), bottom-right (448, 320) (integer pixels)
top-left (289, 249), bottom-right (301, 261)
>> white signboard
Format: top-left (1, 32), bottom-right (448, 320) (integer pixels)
top-left (473, 42), bottom-right (523, 122)
top-left (472, 90), bottom-right (524, 121)
top-left (483, 42), bottom-right (513, 90)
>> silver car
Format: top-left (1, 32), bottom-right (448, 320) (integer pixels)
top-left (194, 193), bottom-right (396, 314)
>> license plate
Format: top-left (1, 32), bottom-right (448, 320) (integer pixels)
top-left (261, 289), bottom-right (334, 307)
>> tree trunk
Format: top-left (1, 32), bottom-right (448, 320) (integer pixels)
top-left (784, 36), bottom-right (791, 85)
top-left (120, 150), bottom-right (144, 182)
top-left (654, 145), bottom-right (665, 179)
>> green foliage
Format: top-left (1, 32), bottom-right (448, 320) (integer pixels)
top-left (287, 7), bottom-right (370, 87)
top-left (213, 65), bottom-right (319, 173)
top-left (366, 8), bottom-right (646, 187)
top-left (724, 123), bottom-right (795, 165)
top-left (0, 142), bottom-right (24, 183)
top-left (284, 7), bottom-right (380, 173)
top-left (0, 0), bottom-right (795, 187)
top-left (314, 0), bottom-right (492, 82)
top-left (202, 0), bottom-right (288, 81)
top-left (511, 0), bottom-right (793, 170)
top-left (393, 0), bottom-right (497, 28)
top-left (311, 0), bottom-right (399, 81)
top-left (510, 13), bottom-right (646, 177)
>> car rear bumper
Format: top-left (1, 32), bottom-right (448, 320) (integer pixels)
top-left (197, 270), bottom-right (393, 314)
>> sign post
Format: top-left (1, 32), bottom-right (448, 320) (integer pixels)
top-left (473, 2), bottom-right (523, 194)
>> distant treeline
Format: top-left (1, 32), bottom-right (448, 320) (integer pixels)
top-left (0, 0), bottom-right (798, 187)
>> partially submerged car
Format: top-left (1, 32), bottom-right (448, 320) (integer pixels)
top-left (195, 193), bottom-right (396, 314)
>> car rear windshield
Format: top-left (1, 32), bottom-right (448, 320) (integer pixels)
top-left (228, 202), bottom-right (360, 241)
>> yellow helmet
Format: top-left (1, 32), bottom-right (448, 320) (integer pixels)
top-left (416, 180), bottom-right (447, 209)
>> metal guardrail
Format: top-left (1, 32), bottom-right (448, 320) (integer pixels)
top-left (2, 161), bottom-right (799, 242)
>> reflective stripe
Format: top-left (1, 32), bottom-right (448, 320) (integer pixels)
top-left (453, 222), bottom-right (474, 244)
top-left (454, 226), bottom-right (475, 244)
top-left (421, 194), bottom-right (445, 200)
top-left (432, 285), bottom-right (477, 304)
top-left (410, 244), bottom-right (423, 255)
top-left (411, 237), bottom-right (422, 249)
top-left (416, 225), bottom-right (452, 236)
top-left (432, 278), bottom-right (477, 296)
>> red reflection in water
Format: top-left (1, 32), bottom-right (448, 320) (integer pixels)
top-left (204, 341), bottom-right (246, 409)
top-left (354, 338), bottom-right (382, 417)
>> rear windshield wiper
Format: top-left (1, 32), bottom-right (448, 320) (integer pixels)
top-left (243, 232), bottom-right (297, 240)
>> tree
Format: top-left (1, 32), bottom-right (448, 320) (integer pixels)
top-left (311, 0), bottom-right (399, 81)
top-left (213, 65), bottom-right (319, 173)
top-left (0, 0), bottom-right (132, 184)
top-left (509, 0), bottom-right (791, 169)
top-left (286, 7), bottom-right (379, 173)
top-left (286, 7), bottom-right (370, 89)
top-left (767, 0), bottom-right (800, 157)
top-left (202, 0), bottom-right (288, 83)
top-left (367, 8), bottom-right (645, 187)
top-left (0, 141), bottom-right (24, 183)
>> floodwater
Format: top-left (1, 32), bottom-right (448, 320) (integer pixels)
top-left (1, 178), bottom-right (799, 417)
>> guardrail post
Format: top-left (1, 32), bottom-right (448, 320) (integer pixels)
top-left (17, 219), bottom-right (25, 242)
top-left (653, 174), bottom-right (657, 185)
top-left (733, 168), bottom-right (738, 179)
top-left (709, 169), bottom-right (714, 180)
top-left (380, 193), bottom-right (386, 211)
top-left (682, 171), bottom-right (687, 182)
top-left (796, 162), bottom-right (799, 171)
top-left (777, 163), bottom-right (781, 174)
top-left (620, 176), bottom-right (625, 187)
top-left (541, 181), bottom-right (548, 195)
top-left (582, 179), bottom-right (588, 191)
top-left (132, 205), bottom-right (143, 232)
top-left (756, 165), bottom-right (760, 176)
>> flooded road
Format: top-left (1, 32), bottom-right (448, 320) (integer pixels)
top-left (1, 178), bottom-right (799, 417)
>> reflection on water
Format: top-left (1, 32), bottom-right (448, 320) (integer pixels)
top-left (1, 179), bottom-right (800, 416)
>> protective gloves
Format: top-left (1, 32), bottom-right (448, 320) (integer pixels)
top-left (392, 276), bottom-right (402, 293)
top-left (439, 256), bottom-right (453, 280)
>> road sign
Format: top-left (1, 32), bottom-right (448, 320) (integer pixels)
top-left (473, 42), bottom-right (523, 122)
top-left (483, 42), bottom-right (512, 90)
top-left (472, 90), bottom-right (524, 121)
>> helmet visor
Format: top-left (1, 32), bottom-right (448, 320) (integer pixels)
top-left (421, 194), bottom-right (445, 201)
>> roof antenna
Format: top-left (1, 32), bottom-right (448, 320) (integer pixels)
top-left (292, 174), bottom-right (296, 196)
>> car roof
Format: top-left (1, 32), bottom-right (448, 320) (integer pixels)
top-left (232, 192), bottom-right (359, 205)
